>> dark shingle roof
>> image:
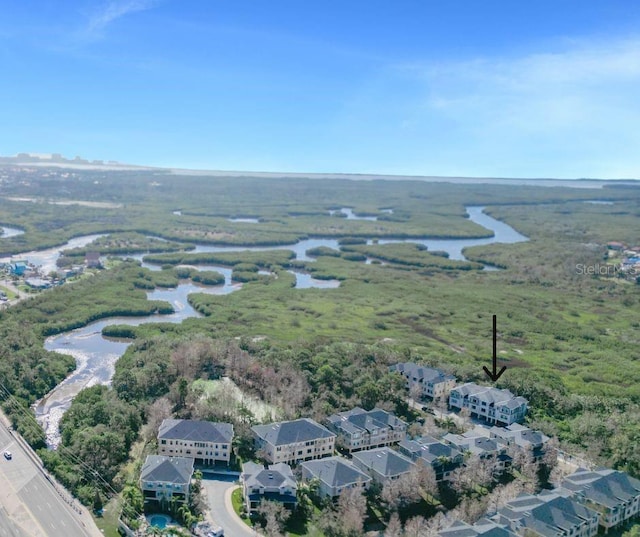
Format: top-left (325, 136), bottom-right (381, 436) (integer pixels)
top-left (390, 362), bottom-right (456, 383)
top-left (140, 455), bottom-right (194, 485)
top-left (301, 456), bottom-right (371, 488)
top-left (242, 461), bottom-right (296, 491)
top-left (252, 418), bottom-right (335, 446)
top-left (352, 447), bottom-right (415, 478)
top-left (327, 407), bottom-right (406, 435)
top-left (158, 419), bottom-right (234, 443)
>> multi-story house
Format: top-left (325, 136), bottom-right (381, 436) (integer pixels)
top-left (241, 462), bottom-right (297, 515)
top-left (252, 418), bottom-right (335, 465)
top-left (443, 428), bottom-right (512, 474)
top-left (351, 447), bottom-right (416, 485)
top-left (493, 490), bottom-right (600, 537)
top-left (158, 419), bottom-right (234, 465)
top-left (488, 423), bottom-right (550, 462)
top-left (561, 468), bottom-right (640, 531)
top-left (301, 456), bottom-right (372, 499)
top-left (139, 455), bottom-right (194, 506)
top-left (326, 407), bottom-right (407, 453)
top-left (390, 362), bottom-right (456, 400)
top-left (449, 383), bottom-right (528, 426)
top-left (398, 435), bottom-right (463, 482)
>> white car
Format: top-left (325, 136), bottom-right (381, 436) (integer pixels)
top-left (3, 451), bottom-right (12, 460)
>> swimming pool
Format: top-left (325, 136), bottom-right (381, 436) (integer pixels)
top-left (147, 514), bottom-right (171, 529)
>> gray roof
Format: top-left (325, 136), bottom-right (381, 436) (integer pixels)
top-left (390, 362), bottom-right (456, 383)
top-left (252, 418), bottom-right (335, 446)
top-left (301, 456), bottom-right (371, 488)
top-left (489, 424), bottom-right (549, 449)
top-left (496, 492), bottom-right (598, 537)
top-left (352, 447), bottom-right (415, 478)
top-left (439, 519), bottom-right (518, 537)
top-left (327, 407), bottom-right (407, 435)
top-left (451, 383), bottom-right (528, 408)
top-left (158, 419), bottom-right (234, 444)
top-left (140, 455), bottom-right (194, 485)
top-left (399, 435), bottom-right (461, 464)
top-left (561, 468), bottom-right (640, 508)
top-left (242, 461), bottom-right (296, 490)
top-left (443, 432), bottom-right (506, 457)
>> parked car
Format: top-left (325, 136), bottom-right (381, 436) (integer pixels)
top-left (3, 451), bottom-right (12, 460)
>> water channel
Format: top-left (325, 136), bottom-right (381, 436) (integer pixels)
top-left (0, 206), bottom-right (527, 448)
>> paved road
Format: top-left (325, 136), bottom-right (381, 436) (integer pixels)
top-left (202, 475), bottom-right (258, 537)
top-left (0, 422), bottom-right (101, 537)
top-left (0, 504), bottom-right (26, 537)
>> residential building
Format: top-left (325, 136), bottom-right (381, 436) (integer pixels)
top-left (158, 419), bottom-right (234, 465)
top-left (390, 362), bottom-right (456, 400)
top-left (301, 456), bottom-right (372, 499)
top-left (351, 447), bottom-right (416, 485)
top-left (561, 468), bottom-right (640, 531)
top-left (241, 462), bottom-right (297, 514)
top-left (252, 418), bottom-right (335, 465)
top-left (488, 423), bottom-right (550, 462)
top-left (139, 455), bottom-right (194, 505)
top-left (443, 428), bottom-right (512, 474)
top-left (398, 435), bottom-right (463, 482)
top-left (493, 490), bottom-right (600, 537)
top-left (439, 518), bottom-right (519, 537)
top-left (449, 383), bottom-right (527, 425)
top-left (326, 407), bottom-right (407, 453)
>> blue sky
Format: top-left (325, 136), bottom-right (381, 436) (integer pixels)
top-left (1, 1), bottom-right (640, 178)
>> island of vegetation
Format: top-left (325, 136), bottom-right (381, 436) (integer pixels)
top-left (0, 165), bottom-right (639, 536)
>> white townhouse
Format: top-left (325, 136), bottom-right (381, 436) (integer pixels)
top-left (449, 383), bottom-right (527, 426)
top-left (251, 418), bottom-right (336, 465)
top-left (390, 362), bottom-right (457, 400)
top-left (158, 419), bottom-right (234, 465)
top-left (326, 407), bottom-right (407, 453)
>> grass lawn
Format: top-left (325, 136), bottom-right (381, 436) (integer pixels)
top-left (93, 497), bottom-right (121, 537)
top-left (231, 487), bottom-right (253, 527)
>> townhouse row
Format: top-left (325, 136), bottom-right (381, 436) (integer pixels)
top-left (439, 468), bottom-right (640, 537)
top-left (390, 362), bottom-right (529, 426)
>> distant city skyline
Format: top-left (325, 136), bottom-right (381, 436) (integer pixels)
top-left (1, 1), bottom-right (640, 179)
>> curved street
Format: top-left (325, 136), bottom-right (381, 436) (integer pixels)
top-left (202, 475), bottom-right (259, 537)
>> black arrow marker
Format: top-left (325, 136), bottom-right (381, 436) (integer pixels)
top-left (483, 314), bottom-right (507, 382)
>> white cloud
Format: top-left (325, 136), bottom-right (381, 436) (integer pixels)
top-left (84, 0), bottom-right (160, 38)
top-left (387, 38), bottom-right (640, 177)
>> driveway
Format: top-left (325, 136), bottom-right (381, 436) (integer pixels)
top-left (202, 475), bottom-right (258, 537)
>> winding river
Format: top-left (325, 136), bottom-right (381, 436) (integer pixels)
top-left (0, 206), bottom-right (527, 448)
